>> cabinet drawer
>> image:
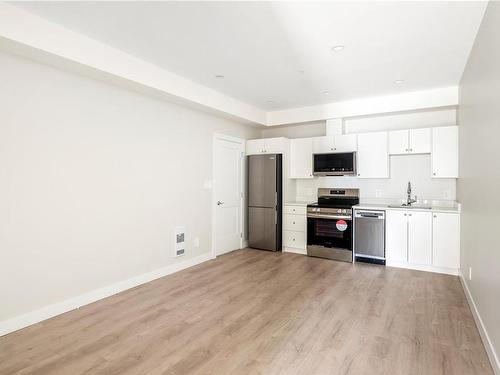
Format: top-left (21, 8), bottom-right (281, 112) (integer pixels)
top-left (283, 230), bottom-right (306, 249)
top-left (284, 214), bottom-right (306, 232)
top-left (283, 205), bottom-right (306, 215)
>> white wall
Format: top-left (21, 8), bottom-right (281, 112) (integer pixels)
top-left (296, 155), bottom-right (456, 201)
top-left (458, 2), bottom-right (500, 372)
top-left (0, 51), bottom-right (259, 322)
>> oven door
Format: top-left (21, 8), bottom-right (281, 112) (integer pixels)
top-left (307, 215), bottom-right (353, 262)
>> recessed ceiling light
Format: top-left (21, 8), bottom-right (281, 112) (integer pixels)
top-left (395, 79), bottom-right (404, 84)
top-left (215, 74), bottom-right (224, 78)
top-left (267, 100), bottom-right (274, 103)
top-left (323, 90), bottom-right (330, 95)
top-left (331, 45), bottom-right (345, 52)
top-left (299, 70), bottom-right (305, 74)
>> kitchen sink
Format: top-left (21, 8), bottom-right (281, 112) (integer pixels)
top-left (387, 205), bottom-right (432, 209)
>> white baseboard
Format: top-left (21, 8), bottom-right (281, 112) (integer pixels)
top-left (283, 247), bottom-right (307, 255)
top-left (0, 252), bottom-right (213, 337)
top-left (459, 272), bottom-right (500, 375)
top-left (386, 261), bottom-right (459, 276)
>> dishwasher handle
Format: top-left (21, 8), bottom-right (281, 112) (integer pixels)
top-left (354, 210), bottom-right (385, 219)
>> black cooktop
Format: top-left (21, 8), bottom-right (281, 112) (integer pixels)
top-left (308, 196), bottom-right (359, 208)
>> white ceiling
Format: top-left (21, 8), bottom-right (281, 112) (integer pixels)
top-left (13, 1), bottom-right (487, 111)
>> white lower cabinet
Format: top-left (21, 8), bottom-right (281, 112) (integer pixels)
top-left (407, 211), bottom-right (432, 265)
top-left (283, 205), bottom-right (307, 254)
top-left (385, 210), bottom-right (408, 263)
top-left (432, 212), bottom-right (460, 269)
top-left (386, 209), bottom-right (460, 275)
top-left (283, 231), bottom-right (306, 250)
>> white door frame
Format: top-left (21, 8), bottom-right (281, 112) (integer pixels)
top-left (212, 133), bottom-right (245, 259)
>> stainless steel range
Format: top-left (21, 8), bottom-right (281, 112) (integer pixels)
top-left (307, 188), bottom-right (359, 262)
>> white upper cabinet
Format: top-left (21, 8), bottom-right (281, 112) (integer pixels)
top-left (388, 130), bottom-right (408, 154)
top-left (265, 137), bottom-right (287, 154)
top-left (312, 135), bottom-right (357, 154)
top-left (389, 128), bottom-right (431, 154)
top-left (409, 128), bottom-right (431, 153)
top-left (246, 139), bottom-right (265, 155)
top-left (312, 136), bottom-right (334, 153)
top-left (334, 134), bottom-right (357, 152)
top-left (290, 138), bottom-right (313, 179)
top-left (432, 126), bottom-right (458, 178)
top-left (432, 212), bottom-right (460, 269)
top-left (407, 211), bottom-right (432, 266)
top-left (357, 132), bottom-right (389, 178)
top-left (246, 137), bottom-right (287, 155)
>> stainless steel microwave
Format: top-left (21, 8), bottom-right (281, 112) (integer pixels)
top-left (313, 152), bottom-right (356, 176)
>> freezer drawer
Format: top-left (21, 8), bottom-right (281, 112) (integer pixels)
top-left (248, 207), bottom-right (278, 251)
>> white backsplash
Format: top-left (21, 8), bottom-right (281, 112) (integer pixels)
top-left (296, 154), bottom-right (456, 202)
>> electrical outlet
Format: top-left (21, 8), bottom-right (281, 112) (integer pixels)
top-left (444, 190), bottom-right (451, 199)
top-left (375, 189), bottom-right (382, 198)
top-left (194, 237), bottom-right (200, 248)
top-left (469, 267), bottom-right (472, 281)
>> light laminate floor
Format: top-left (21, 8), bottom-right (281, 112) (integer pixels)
top-left (0, 249), bottom-right (494, 375)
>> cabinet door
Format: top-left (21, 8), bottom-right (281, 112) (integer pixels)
top-left (432, 126), bottom-right (458, 178)
top-left (290, 138), bottom-right (313, 178)
top-left (264, 137), bottom-right (286, 154)
top-left (334, 134), bottom-right (357, 152)
top-left (283, 214), bottom-right (306, 232)
top-left (357, 132), bottom-right (389, 178)
top-left (432, 213), bottom-right (460, 269)
top-left (385, 210), bottom-right (408, 263)
top-left (283, 230), bottom-right (306, 250)
top-left (409, 128), bottom-right (431, 154)
top-left (246, 139), bottom-right (265, 155)
top-left (312, 136), bottom-right (335, 153)
top-left (389, 130), bottom-right (409, 154)
top-left (408, 211), bottom-right (432, 265)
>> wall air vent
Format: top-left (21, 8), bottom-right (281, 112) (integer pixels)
top-left (174, 226), bottom-right (185, 257)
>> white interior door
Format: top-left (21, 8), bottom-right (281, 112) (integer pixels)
top-left (214, 135), bottom-right (244, 256)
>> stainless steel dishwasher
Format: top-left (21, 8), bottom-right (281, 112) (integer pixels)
top-left (354, 209), bottom-right (386, 265)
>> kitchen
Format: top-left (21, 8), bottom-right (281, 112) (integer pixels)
top-left (247, 108), bottom-right (460, 276)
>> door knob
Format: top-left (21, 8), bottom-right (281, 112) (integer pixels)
top-left (217, 201), bottom-right (224, 206)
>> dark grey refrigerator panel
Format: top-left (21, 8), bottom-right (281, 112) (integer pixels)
top-left (247, 154), bottom-right (282, 252)
top-left (248, 154), bottom-right (277, 208)
top-left (248, 207), bottom-right (277, 251)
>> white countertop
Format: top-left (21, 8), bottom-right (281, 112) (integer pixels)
top-left (354, 199), bottom-right (461, 213)
top-left (283, 201), bottom-right (312, 207)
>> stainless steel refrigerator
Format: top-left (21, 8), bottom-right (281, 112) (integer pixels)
top-left (248, 154), bottom-right (282, 251)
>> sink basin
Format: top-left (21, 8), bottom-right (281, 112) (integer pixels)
top-left (387, 205), bottom-right (432, 210)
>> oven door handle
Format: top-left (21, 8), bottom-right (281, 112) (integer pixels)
top-left (307, 214), bottom-right (352, 220)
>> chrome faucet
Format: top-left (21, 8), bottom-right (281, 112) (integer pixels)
top-left (405, 181), bottom-right (417, 206)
